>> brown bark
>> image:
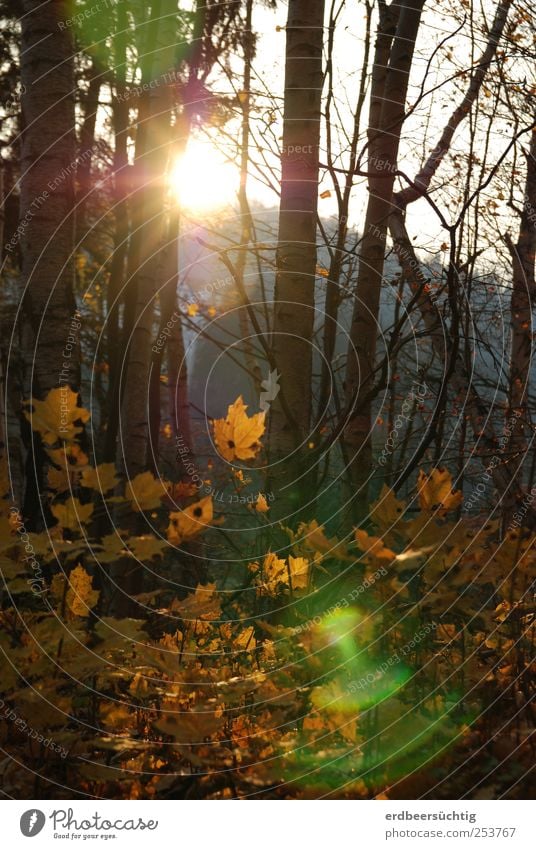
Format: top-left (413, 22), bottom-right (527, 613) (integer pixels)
top-left (343, 0), bottom-right (424, 515)
top-left (118, 0), bottom-right (176, 480)
top-left (268, 0), bottom-right (325, 520)
top-left (18, 0), bottom-right (77, 521)
top-left (503, 125), bottom-right (536, 491)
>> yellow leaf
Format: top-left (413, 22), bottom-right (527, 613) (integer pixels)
top-left (47, 444), bottom-right (88, 468)
top-left (316, 265), bottom-right (329, 277)
top-left (369, 485), bottom-right (407, 530)
top-left (187, 303), bottom-right (199, 316)
top-left (417, 468), bottom-right (462, 513)
top-left (254, 493), bottom-right (269, 512)
top-left (80, 463), bottom-right (118, 493)
top-left (233, 625), bottom-right (256, 650)
top-left (288, 555), bottom-right (309, 590)
top-left (66, 564), bottom-right (99, 617)
top-left (125, 471), bottom-right (164, 512)
top-left (24, 388), bottom-right (90, 445)
top-left (320, 189), bottom-right (331, 199)
top-left (97, 533), bottom-right (126, 563)
top-left (128, 535), bottom-right (167, 561)
top-left (171, 582), bottom-right (221, 620)
top-left (354, 529), bottom-right (396, 561)
top-left (213, 396), bottom-right (265, 461)
top-left (51, 497), bottom-right (93, 531)
top-left (263, 551), bottom-right (287, 587)
top-left (167, 495), bottom-right (213, 545)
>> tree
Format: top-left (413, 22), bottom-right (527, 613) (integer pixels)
top-left (343, 0), bottom-right (425, 520)
top-left (267, 0), bottom-right (325, 521)
top-left (16, 0), bottom-right (77, 520)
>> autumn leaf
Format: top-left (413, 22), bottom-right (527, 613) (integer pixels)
top-left (254, 493), bottom-right (269, 513)
top-left (262, 552), bottom-right (287, 589)
top-left (288, 555), bottom-right (309, 590)
top-left (66, 564), bottom-right (99, 617)
top-left (212, 396), bottom-right (265, 461)
top-left (167, 496), bottom-right (213, 545)
top-left (51, 497), bottom-right (94, 531)
top-left (233, 625), bottom-right (256, 651)
top-left (354, 529), bottom-right (396, 562)
top-left (125, 471), bottom-right (164, 512)
top-left (24, 388), bottom-right (90, 445)
top-left (171, 582), bottom-right (221, 620)
top-left (417, 468), bottom-right (462, 513)
top-left (80, 463), bottom-right (118, 493)
top-left (369, 485), bottom-right (407, 531)
top-left (128, 535), bottom-right (167, 561)
top-left (97, 533), bottom-right (127, 563)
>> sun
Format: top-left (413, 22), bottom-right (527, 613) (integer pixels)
top-left (170, 140), bottom-right (238, 212)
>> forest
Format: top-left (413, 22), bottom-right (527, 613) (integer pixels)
top-left (0, 0), bottom-right (534, 801)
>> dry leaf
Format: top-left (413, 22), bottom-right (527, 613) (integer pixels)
top-left (213, 396), bottom-right (265, 462)
top-left (167, 495), bottom-right (213, 545)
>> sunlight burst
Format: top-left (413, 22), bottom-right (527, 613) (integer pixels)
top-left (170, 140), bottom-right (237, 212)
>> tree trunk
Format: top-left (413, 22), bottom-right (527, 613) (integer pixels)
top-left (18, 0), bottom-right (77, 521)
top-left (268, 0), bottom-right (325, 521)
top-left (344, 0), bottom-right (424, 518)
top-left (503, 124), bottom-right (536, 494)
top-left (118, 0), bottom-right (176, 480)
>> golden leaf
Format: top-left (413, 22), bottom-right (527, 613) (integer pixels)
top-left (288, 555), bottom-right (309, 590)
top-left (254, 493), bottom-right (269, 513)
top-left (417, 468), bottom-right (462, 513)
top-left (66, 564), bottom-right (99, 617)
top-left (263, 552), bottom-right (287, 588)
top-left (128, 535), bottom-right (167, 561)
top-left (24, 388), bottom-right (90, 445)
top-left (212, 396), bottom-right (265, 461)
top-left (47, 444), bottom-right (88, 468)
top-left (125, 471), bottom-right (164, 512)
top-left (167, 495), bottom-right (213, 545)
top-left (51, 497), bottom-right (94, 531)
top-left (233, 625), bottom-right (256, 651)
top-left (369, 485), bottom-right (407, 530)
top-left (97, 533), bottom-right (126, 563)
top-left (354, 529), bottom-right (396, 561)
top-left (80, 463), bottom-right (118, 493)
top-left (172, 582), bottom-right (221, 620)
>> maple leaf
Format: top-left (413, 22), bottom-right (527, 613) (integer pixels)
top-left (288, 555), bottom-right (309, 590)
top-left (51, 497), bottom-right (94, 531)
top-left (128, 535), bottom-right (167, 561)
top-left (80, 463), bottom-right (118, 493)
top-left (369, 485), bottom-right (407, 530)
top-left (354, 529), bottom-right (396, 562)
top-left (254, 493), bottom-right (270, 513)
top-left (97, 533), bottom-right (127, 563)
top-left (233, 625), bottom-right (256, 651)
top-left (66, 564), bottom-right (99, 617)
top-left (262, 552), bottom-right (287, 588)
top-left (167, 495), bottom-right (213, 545)
top-left (24, 388), bottom-right (90, 445)
top-left (125, 471), bottom-right (164, 512)
top-left (212, 396), bottom-right (265, 461)
top-left (171, 582), bottom-right (221, 620)
top-left (417, 468), bottom-right (462, 513)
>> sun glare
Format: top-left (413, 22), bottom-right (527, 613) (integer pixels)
top-left (170, 140), bottom-right (237, 212)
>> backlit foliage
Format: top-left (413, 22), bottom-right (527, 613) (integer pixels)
top-left (0, 393), bottom-right (533, 798)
